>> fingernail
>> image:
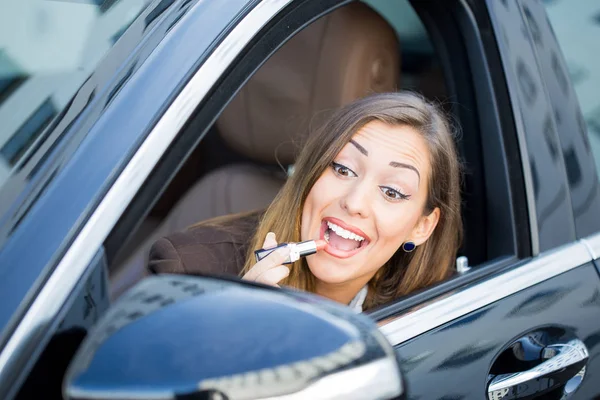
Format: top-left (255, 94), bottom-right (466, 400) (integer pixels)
top-left (266, 232), bottom-right (276, 240)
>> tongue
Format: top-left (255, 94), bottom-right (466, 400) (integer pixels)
top-left (328, 230), bottom-right (361, 251)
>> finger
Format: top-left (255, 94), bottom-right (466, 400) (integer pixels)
top-left (256, 265), bottom-right (290, 286)
top-left (243, 246), bottom-right (290, 281)
top-left (262, 232), bottom-right (278, 249)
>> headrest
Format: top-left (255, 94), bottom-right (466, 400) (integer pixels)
top-left (216, 2), bottom-right (400, 165)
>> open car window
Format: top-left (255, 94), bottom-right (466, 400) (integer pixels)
top-left (105, 0), bottom-right (525, 310)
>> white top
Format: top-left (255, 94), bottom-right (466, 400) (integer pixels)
top-left (348, 285), bottom-right (368, 313)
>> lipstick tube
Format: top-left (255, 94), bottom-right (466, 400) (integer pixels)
top-left (254, 240), bottom-right (319, 264)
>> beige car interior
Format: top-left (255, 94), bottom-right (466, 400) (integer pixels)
top-left (109, 2), bottom-right (402, 299)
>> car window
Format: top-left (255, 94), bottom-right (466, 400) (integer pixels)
top-left (0, 0), bottom-right (152, 191)
top-left (543, 0), bottom-right (600, 179)
top-left (109, 0), bottom-right (519, 306)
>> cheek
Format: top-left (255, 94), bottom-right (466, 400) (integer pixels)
top-left (304, 173), bottom-right (337, 211)
top-left (301, 173), bottom-right (334, 236)
top-left (373, 203), bottom-right (422, 247)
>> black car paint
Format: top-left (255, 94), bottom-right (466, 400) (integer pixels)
top-left (394, 263), bottom-right (600, 399)
top-left (0, 0), bottom-right (599, 399)
top-left (0, 0), bottom-right (258, 352)
top-left (488, 0), bottom-right (576, 251)
top-left (492, 0), bottom-right (600, 246)
top-left (518, 0), bottom-right (600, 239)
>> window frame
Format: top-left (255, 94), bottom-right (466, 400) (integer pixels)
top-left (105, 0), bottom-right (529, 321)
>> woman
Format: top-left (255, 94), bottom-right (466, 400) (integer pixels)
top-left (148, 92), bottom-right (462, 312)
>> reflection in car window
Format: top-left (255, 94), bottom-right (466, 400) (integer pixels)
top-left (544, 0), bottom-right (600, 179)
top-left (0, 0), bottom-right (152, 190)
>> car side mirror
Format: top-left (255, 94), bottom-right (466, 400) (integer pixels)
top-left (63, 274), bottom-right (404, 400)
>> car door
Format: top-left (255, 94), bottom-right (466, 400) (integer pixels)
top-left (371, 1), bottom-right (600, 399)
top-left (3, 1), bottom-right (599, 400)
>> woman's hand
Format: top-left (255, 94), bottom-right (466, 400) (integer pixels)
top-left (242, 232), bottom-right (290, 287)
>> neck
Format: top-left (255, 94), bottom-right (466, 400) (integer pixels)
top-left (314, 279), bottom-right (368, 306)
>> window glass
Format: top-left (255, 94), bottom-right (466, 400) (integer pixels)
top-left (544, 0), bottom-right (600, 178)
top-left (0, 0), bottom-right (152, 189)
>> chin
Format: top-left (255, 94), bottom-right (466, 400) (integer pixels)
top-left (305, 256), bottom-right (360, 285)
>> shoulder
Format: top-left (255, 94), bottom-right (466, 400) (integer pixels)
top-left (170, 210), bottom-right (261, 247)
top-left (148, 210), bottom-right (263, 277)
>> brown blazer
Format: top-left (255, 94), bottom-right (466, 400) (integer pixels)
top-left (147, 211), bottom-right (262, 277)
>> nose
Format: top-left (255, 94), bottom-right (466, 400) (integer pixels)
top-left (340, 179), bottom-right (371, 218)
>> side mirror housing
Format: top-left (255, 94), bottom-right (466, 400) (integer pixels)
top-left (63, 275), bottom-right (404, 400)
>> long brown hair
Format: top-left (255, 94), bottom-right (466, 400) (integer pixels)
top-left (241, 92), bottom-right (462, 310)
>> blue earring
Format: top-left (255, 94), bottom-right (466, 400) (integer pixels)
top-left (402, 241), bottom-right (416, 252)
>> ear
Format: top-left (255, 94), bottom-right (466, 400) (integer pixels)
top-left (409, 207), bottom-right (440, 246)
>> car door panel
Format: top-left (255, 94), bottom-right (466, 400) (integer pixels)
top-left (388, 262), bottom-right (600, 399)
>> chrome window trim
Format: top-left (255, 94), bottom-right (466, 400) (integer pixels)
top-left (0, 0), bottom-right (294, 388)
top-left (581, 231), bottom-right (600, 260)
top-left (379, 240), bottom-right (591, 346)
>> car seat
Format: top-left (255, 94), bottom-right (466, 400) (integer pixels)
top-left (110, 2), bottom-right (400, 299)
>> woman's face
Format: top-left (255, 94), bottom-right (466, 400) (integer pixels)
top-left (301, 120), bottom-right (439, 289)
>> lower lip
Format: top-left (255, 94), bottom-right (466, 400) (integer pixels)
top-left (319, 221), bottom-right (368, 259)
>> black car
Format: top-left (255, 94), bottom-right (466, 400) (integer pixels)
top-left (1, 0), bottom-right (599, 399)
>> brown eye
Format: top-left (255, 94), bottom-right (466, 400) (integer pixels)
top-left (331, 162), bottom-right (357, 178)
top-left (380, 186), bottom-right (410, 201)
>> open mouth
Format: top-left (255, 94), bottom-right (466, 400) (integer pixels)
top-left (320, 218), bottom-right (370, 258)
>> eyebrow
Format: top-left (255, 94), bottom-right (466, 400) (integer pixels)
top-left (389, 161), bottom-right (421, 182)
top-left (350, 139), bottom-right (368, 156)
top-left (350, 139), bottom-right (421, 182)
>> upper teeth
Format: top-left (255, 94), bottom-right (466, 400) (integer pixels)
top-left (326, 221), bottom-right (365, 241)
